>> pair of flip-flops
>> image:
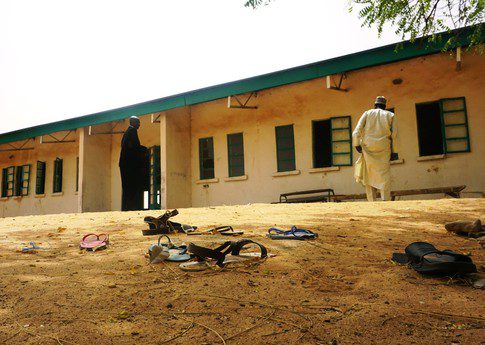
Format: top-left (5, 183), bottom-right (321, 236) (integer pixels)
top-left (179, 239), bottom-right (268, 271)
top-left (20, 242), bottom-right (46, 253)
top-left (148, 235), bottom-right (191, 263)
top-left (188, 226), bottom-right (244, 236)
top-left (392, 242), bottom-right (477, 275)
top-left (267, 226), bottom-right (317, 240)
top-left (143, 209), bottom-right (197, 236)
top-left (80, 234), bottom-right (109, 251)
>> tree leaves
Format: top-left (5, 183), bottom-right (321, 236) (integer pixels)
top-left (350, 0), bottom-right (484, 51)
top-left (243, 0), bottom-right (484, 51)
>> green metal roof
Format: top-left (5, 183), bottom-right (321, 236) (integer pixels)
top-left (0, 26), bottom-right (482, 145)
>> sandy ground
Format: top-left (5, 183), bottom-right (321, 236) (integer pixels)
top-left (0, 198), bottom-right (484, 345)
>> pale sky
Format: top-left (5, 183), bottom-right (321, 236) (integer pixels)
top-left (0, 0), bottom-right (403, 135)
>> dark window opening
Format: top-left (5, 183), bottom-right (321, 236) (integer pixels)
top-left (76, 157), bottom-right (79, 192)
top-left (1, 168), bottom-right (8, 198)
top-left (14, 166), bottom-right (23, 196)
top-left (199, 137), bottom-right (215, 180)
top-left (53, 158), bottom-right (63, 193)
top-left (36, 161), bottom-right (46, 195)
top-left (227, 133), bottom-right (244, 177)
top-left (416, 102), bottom-right (444, 156)
top-left (312, 120), bottom-right (332, 168)
top-left (275, 125), bottom-right (296, 172)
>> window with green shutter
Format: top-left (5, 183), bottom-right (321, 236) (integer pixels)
top-left (416, 97), bottom-right (470, 156)
top-left (2, 166), bottom-right (15, 197)
top-left (53, 158), bottom-right (63, 193)
top-left (13, 165), bottom-right (30, 196)
top-left (36, 161), bottom-right (46, 195)
top-left (330, 116), bottom-right (352, 166)
top-left (275, 125), bottom-right (296, 172)
top-left (199, 137), bottom-right (215, 180)
top-left (313, 116), bottom-right (353, 168)
top-left (227, 133), bottom-right (245, 177)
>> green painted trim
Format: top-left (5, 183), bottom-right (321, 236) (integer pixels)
top-left (444, 123), bottom-right (466, 127)
top-left (442, 109), bottom-right (465, 113)
top-left (446, 137), bottom-right (468, 141)
top-left (0, 25), bottom-right (482, 146)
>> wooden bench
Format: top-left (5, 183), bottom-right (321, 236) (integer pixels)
top-left (330, 185), bottom-right (466, 202)
top-left (276, 189), bottom-right (335, 203)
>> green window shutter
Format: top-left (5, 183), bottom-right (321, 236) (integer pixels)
top-left (36, 161), bottom-right (46, 195)
top-left (5, 166), bottom-right (15, 197)
top-left (440, 97), bottom-right (470, 153)
top-left (275, 125), bottom-right (296, 172)
top-left (227, 133), bottom-right (245, 177)
top-left (149, 146), bottom-right (161, 210)
top-left (21, 164), bottom-right (30, 196)
top-left (53, 158), bottom-right (63, 193)
top-left (199, 137), bottom-right (215, 180)
top-left (330, 116), bottom-right (352, 166)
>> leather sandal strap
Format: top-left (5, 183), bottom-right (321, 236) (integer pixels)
top-left (188, 241), bottom-right (234, 267)
top-left (231, 239), bottom-right (268, 258)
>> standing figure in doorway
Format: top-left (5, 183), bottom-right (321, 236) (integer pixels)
top-left (352, 96), bottom-right (398, 201)
top-left (119, 116), bottom-right (147, 210)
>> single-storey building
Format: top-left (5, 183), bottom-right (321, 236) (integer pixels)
top-left (1, 27), bottom-right (484, 217)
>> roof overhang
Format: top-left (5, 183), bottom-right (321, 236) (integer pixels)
top-left (0, 25), bottom-right (482, 145)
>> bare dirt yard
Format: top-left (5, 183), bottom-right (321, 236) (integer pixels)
top-left (0, 199), bottom-right (484, 344)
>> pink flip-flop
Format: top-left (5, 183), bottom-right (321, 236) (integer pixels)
top-left (80, 233), bottom-right (109, 251)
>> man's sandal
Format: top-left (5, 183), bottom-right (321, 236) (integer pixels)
top-left (179, 239), bottom-right (268, 271)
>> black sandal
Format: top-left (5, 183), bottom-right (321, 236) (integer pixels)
top-left (142, 209), bottom-right (197, 236)
top-left (179, 239), bottom-right (267, 271)
top-left (392, 242), bottom-right (477, 275)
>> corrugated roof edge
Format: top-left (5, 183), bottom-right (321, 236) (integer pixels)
top-left (1, 25), bottom-right (482, 145)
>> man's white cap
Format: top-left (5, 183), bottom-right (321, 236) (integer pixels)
top-left (375, 96), bottom-right (387, 106)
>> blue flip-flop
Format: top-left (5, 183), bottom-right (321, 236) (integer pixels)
top-left (267, 226), bottom-right (318, 240)
top-left (21, 242), bottom-right (46, 252)
top-left (148, 235), bottom-right (191, 262)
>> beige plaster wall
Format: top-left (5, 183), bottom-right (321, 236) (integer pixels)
top-left (164, 108), bottom-right (192, 209)
top-left (109, 115), bottom-right (160, 210)
top-left (188, 51), bottom-right (485, 206)
top-left (79, 127), bottom-right (112, 212)
top-left (0, 131), bottom-right (80, 217)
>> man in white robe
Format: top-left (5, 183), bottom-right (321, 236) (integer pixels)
top-left (352, 96), bottom-right (398, 201)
